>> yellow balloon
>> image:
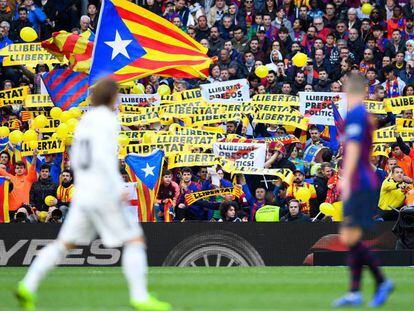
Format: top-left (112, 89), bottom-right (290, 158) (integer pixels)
top-left (296, 186), bottom-right (311, 203)
top-left (33, 115), bottom-right (48, 129)
top-left (332, 202), bottom-right (343, 221)
top-left (29, 140), bottom-right (38, 149)
top-left (131, 83), bottom-right (145, 94)
top-left (66, 118), bottom-right (78, 133)
top-left (292, 52), bottom-right (308, 67)
top-left (255, 65), bottom-right (269, 78)
top-left (118, 134), bottom-right (130, 146)
top-left (69, 107), bottom-right (82, 119)
top-left (361, 3), bottom-right (373, 15)
top-left (60, 111), bottom-right (71, 123)
top-left (64, 135), bottom-right (73, 146)
top-left (45, 195), bottom-right (56, 207)
top-left (20, 27), bottom-right (38, 42)
top-left (50, 107), bottom-right (62, 119)
top-left (157, 84), bottom-right (170, 96)
top-left (0, 126), bottom-right (10, 137)
top-left (142, 132), bottom-right (154, 144)
top-left (56, 123), bottom-right (69, 139)
top-left (9, 130), bottom-right (23, 144)
top-left (320, 202), bottom-right (335, 216)
top-left (23, 129), bottom-right (37, 142)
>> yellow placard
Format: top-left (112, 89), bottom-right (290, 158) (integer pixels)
top-left (21, 139), bottom-right (64, 157)
top-left (168, 153), bottom-right (219, 169)
top-left (3, 53), bottom-right (60, 66)
top-left (384, 96), bottom-right (414, 112)
top-left (364, 100), bottom-right (386, 115)
top-left (119, 112), bottom-right (160, 126)
top-left (396, 118), bottom-right (414, 133)
top-left (173, 88), bottom-right (203, 101)
top-left (38, 118), bottom-right (61, 133)
top-left (254, 112), bottom-right (309, 130)
top-left (0, 86), bottom-right (28, 106)
top-left (25, 94), bottom-right (54, 108)
top-left (125, 142), bottom-right (189, 156)
top-left (373, 126), bottom-right (414, 143)
top-left (0, 43), bottom-right (44, 56)
top-left (371, 144), bottom-right (391, 157)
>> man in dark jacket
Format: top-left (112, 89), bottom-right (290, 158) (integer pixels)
top-left (313, 162), bottom-right (334, 208)
top-left (280, 199), bottom-right (311, 222)
top-left (10, 7), bottom-right (33, 42)
top-left (30, 164), bottom-right (58, 212)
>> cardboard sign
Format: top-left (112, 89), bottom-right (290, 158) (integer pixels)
top-left (299, 92), bottom-right (347, 126)
top-left (21, 139), bottom-right (64, 157)
top-left (200, 79), bottom-right (250, 103)
top-left (213, 142), bottom-right (266, 169)
top-left (118, 94), bottom-right (160, 106)
top-left (0, 86), bottom-right (28, 106)
top-left (25, 94), bottom-right (54, 108)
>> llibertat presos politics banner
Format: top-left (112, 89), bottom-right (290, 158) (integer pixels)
top-left (213, 142), bottom-right (266, 169)
top-left (299, 92), bottom-right (348, 126)
top-left (200, 79), bottom-right (250, 103)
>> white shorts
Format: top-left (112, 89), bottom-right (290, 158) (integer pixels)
top-left (58, 201), bottom-right (143, 248)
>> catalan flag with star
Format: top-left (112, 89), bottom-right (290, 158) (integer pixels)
top-left (89, 0), bottom-right (212, 85)
top-left (0, 177), bottom-right (10, 223)
top-left (124, 150), bottom-right (164, 222)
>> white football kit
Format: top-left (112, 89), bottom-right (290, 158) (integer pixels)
top-left (59, 106), bottom-right (142, 247)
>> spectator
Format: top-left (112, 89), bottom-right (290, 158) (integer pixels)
top-left (0, 0), bottom-right (12, 23)
top-left (56, 169), bottom-right (74, 218)
top-left (218, 201), bottom-right (241, 222)
top-left (195, 15), bottom-right (210, 41)
top-left (313, 162), bottom-right (334, 208)
top-left (0, 159), bottom-right (37, 218)
top-left (378, 166), bottom-right (413, 220)
top-left (280, 199), bottom-right (311, 222)
top-left (156, 170), bottom-right (180, 222)
top-left (265, 142), bottom-right (296, 170)
top-left (30, 164), bottom-right (58, 212)
top-left (391, 143), bottom-right (413, 178)
top-left (381, 65), bottom-right (406, 97)
top-left (286, 169), bottom-right (317, 216)
top-left (231, 26), bottom-right (248, 53)
top-left (207, 0), bottom-right (228, 28)
top-left (10, 7), bottom-right (34, 42)
top-left (208, 26), bottom-right (224, 56)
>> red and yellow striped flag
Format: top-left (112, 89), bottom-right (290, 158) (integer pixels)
top-left (41, 31), bottom-right (93, 74)
top-left (90, 0), bottom-right (212, 84)
top-left (0, 177), bottom-right (10, 223)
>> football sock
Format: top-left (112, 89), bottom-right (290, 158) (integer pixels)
top-left (348, 243), bottom-right (363, 292)
top-left (22, 241), bottom-right (67, 293)
top-left (354, 241), bottom-right (385, 287)
top-left (122, 242), bottom-right (149, 302)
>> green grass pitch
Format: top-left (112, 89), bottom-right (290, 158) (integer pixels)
top-left (0, 267), bottom-right (413, 310)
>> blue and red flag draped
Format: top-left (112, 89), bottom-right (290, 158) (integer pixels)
top-left (0, 177), bottom-right (10, 223)
top-left (124, 150), bottom-right (164, 222)
top-left (42, 68), bottom-right (89, 111)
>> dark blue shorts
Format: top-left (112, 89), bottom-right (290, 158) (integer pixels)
top-left (343, 190), bottom-right (379, 229)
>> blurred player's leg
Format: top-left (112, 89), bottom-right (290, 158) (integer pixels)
top-left (16, 241), bottom-right (69, 310)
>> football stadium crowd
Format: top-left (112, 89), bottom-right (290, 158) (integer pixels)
top-left (0, 0), bottom-right (413, 224)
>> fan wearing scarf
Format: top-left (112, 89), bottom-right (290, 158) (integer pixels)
top-left (381, 65), bottom-right (406, 98)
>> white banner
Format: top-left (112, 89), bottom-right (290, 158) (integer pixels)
top-left (299, 92), bottom-right (347, 126)
top-left (200, 79), bottom-right (250, 103)
top-left (118, 94), bottom-right (160, 106)
top-left (213, 142), bottom-right (266, 169)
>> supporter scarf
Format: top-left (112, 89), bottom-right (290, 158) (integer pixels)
top-left (184, 187), bottom-right (243, 206)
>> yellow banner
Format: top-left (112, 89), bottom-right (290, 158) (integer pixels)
top-left (161, 105), bottom-right (224, 117)
top-left (120, 130), bottom-right (156, 141)
top-left (125, 142), bottom-right (189, 156)
top-left (220, 103), bottom-right (254, 114)
top-left (119, 113), bottom-right (160, 126)
top-left (384, 96), bottom-right (414, 112)
top-left (396, 118), bottom-right (414, 133)
top-left (0, 43), bottom-right (45, 56)
top-left (168, 153), bottom-right (219, 169)
top-left (173, 88), bottom-right (203, 101)
top-left (25, 94), bottom-right (54, 108)
top-left (189, 112), bottom-right (243, 126)
top-left (373, 126), bottom-right (414, 143)
top-left (364, 100), bottom-right (386, 115)
top-left (372, 144), bottom-right (391, 157)
top-left (118, 105), bottom-right (160, 114)
top-left (0, 86), bottom-right (28, 106)
top-left (151, 134), bottom-right (217, 148)
top-left (169, 124), bottom-right (227, 140)
top-left (21, 139), bottom-right (64, 157)
top-left (252, 94), bottom-right (299, 106)
top-left (254, 103), bottom-right (300, 115)
top-left (254, 112), bottom-right (309, 130)
top-left (3, 53), bottom-right (60, 66)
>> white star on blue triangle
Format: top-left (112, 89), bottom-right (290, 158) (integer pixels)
top-left (125, 150), bottom-right (164, 190)
top-left (90, 0), bottom-right (146, 84)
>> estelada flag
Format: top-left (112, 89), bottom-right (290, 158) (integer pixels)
top-left (124, 150), bottom-right (164, 222)
top-left (41, 31), bottom-right (94, 74)
top-left (89, 0), bottom-right (212, 85)
top-left (0, 177), bottom-right (10, 223)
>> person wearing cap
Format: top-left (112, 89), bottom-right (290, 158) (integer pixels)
top-left (381, 64), bottom-right (406, 97)
top-left (256, 25), bottom-right (271, 53)
top-left (286, 169), bottom-right (317, 216)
